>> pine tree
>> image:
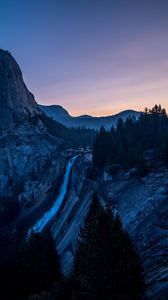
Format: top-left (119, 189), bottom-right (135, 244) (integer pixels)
top-left (16, 230), bottom-right (62, 298)
top-left (72, 196), bottom-right (145, 300)
top-left (162, 134), bottom-right (168, 162)
top-left (93, 126), bottom-right (110, 168)
top-left (116, 117), bottom-right (124, 136)
top-left (93, 105), bottom-right (168, 171)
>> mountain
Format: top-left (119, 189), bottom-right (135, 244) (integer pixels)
top-left (0, 50), bottom-right (68, 215)
top-left (39, 104), bottom-right (141, 130)
top-left (0, 49), bottom-right (42, 135)
top-left (39, 105), bottom-right (70, 122)
top-left (0, 50), bottom-right (96, 224)
top-left (1, 49), bottom-right (167, 299)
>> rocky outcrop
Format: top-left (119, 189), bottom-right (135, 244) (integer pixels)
top-left (101, 168), bottom-right (168, 299)
top-left (0, 50), bottom-right (67, 221)
top-left (50, 156), bottom-right (168, 299)
top-left (0, 49), bottom-right (41, 135)
top-left (51, 156), bottom-right (95, 274)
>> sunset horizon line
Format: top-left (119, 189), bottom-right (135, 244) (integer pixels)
top-left (38, 101), bottom-right (168, 118)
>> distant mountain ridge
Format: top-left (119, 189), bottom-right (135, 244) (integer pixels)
top-left (39, 104), bottom-right (141, 130)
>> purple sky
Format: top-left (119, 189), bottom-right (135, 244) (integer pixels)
top-left (0, 0), bottom-right (168, 116)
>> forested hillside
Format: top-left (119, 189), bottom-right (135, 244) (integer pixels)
top-left (93, 105), bottom-right (168, 173)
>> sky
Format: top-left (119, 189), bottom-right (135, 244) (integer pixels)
top-left (0, 0), bottom-right (168, 116)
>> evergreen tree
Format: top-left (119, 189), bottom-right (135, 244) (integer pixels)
top-left (116, 117), bottom-right (124, 136)
top-left (0, 229), bottom-right (18, 300)
top-left (92, 105), bottom-right (168, 172)
top-left (162, 134), bottom-right (168, 162)
top-left (16, 230), bottom-right (62, 298)
top-left (149, 104), bottom-right (167, 116)
top-left (72, 195), bottom-right (145, 300)
top-left (93, 126), bottom-right (110, 168)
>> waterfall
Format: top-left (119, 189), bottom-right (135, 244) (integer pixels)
top-left (28, 155), bottom-right (78, 235)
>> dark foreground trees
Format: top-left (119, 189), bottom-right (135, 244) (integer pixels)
top-left (71, 195), bottom-right (145, 300)
top-left (0, 196), bottom-right (146, 300)
top-left (0, 230), bottom-right (62, 300)
top-left (16, 231), bottom-right (62, 298)
top-left (21, 196), bottom-right (145, 300)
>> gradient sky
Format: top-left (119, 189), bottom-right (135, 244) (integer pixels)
top-left (0, 0), bottom-right (168, 116)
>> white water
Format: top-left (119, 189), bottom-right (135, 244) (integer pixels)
top-left (28, 155), bottom-right (78, 235)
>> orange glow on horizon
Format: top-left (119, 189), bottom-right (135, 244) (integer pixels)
top-left (69, 102), bottom-right (168, 117)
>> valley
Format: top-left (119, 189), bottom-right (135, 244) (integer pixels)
top-left (0, 49), bottom-right (167, 300)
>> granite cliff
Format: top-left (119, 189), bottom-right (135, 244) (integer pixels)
top-left (0, 50), bottom-right (67, 221)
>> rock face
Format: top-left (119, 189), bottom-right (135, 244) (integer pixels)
top-left (0, 50), bottom-right (66, 220)
top-left (49, 156), bottom-right (168, 299)
top-left (0, 49), bottom-right (41, 135)
top-left (51, 156), bottom-right (95, 274)
top-left (101, 168), bottom-right (168, 299)
top-left (39, 104), bottom-right (141, 130)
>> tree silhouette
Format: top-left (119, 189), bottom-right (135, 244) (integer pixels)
top-left (93, 105), bottom-right (168, 172)
top-left (16, 230), bottom-right (62, 298)
top-left (72, 195), bottom-right (145, 300)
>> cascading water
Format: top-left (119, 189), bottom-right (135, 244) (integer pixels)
top-left (28, 155), bottom-right (78, 235)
